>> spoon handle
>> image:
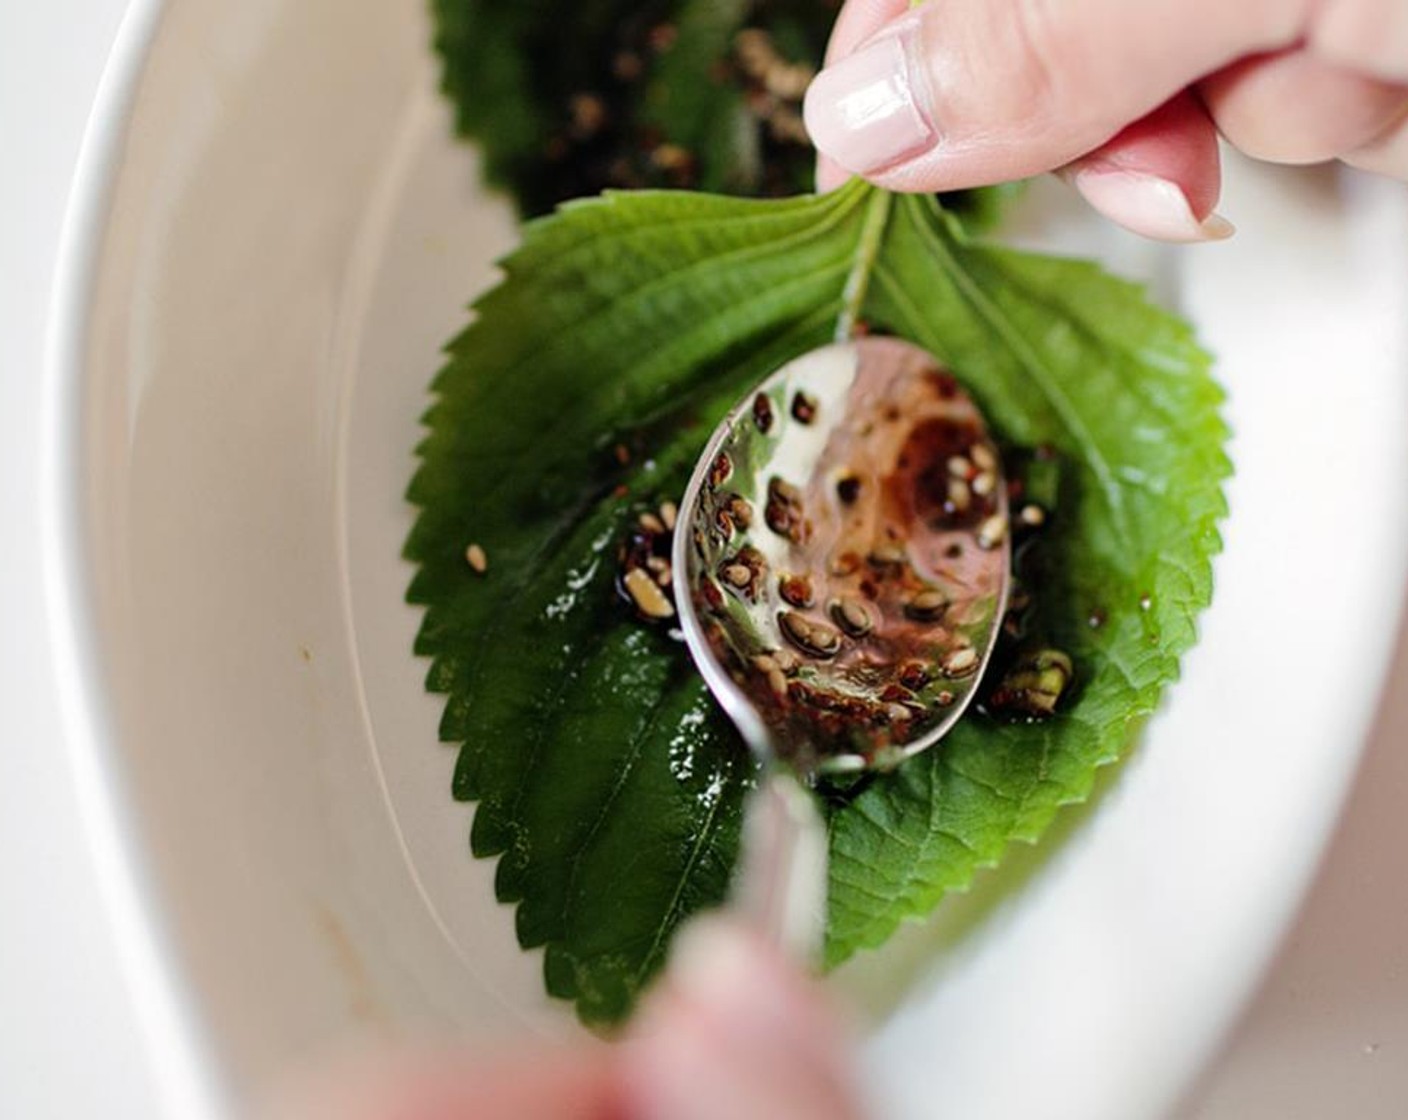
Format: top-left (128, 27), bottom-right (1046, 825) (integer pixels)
top-left (734, 768), bottom-right (829, 964)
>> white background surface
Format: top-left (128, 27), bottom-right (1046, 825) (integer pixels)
top-left (2, 3), bottom-right (1404, 1117)
top-left (0, 3), bottom-right (163, 1117)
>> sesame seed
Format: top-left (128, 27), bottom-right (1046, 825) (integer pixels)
top-left (721, 565), bottom-right (752, 589)
top-left (659, 501), bottom-right (678, 531)
top-left (942, 647), bottom-right (979, 676)
top-left (904, 589), bottom-right (948, 621)
top-left (971, 443), bottom-right (998, 472)
top-left (723, 493), bottom-right (754, 530)
top-left (465, 543), bottom-right (488, 574)
top-left (766, 62), bottom-right (814, 101)
top-left (779, 611), bottom-right (841, 658)
top-left (830, 596), bottom-right (874, 637)
top-left (624, 568), bottom-right (675, 619)
top-left (651, 143), bottom-right (692, 172)
top-left (977, 514), bottom-right (1008, 550)
top-left (569, 93), bottom-right (607, 138)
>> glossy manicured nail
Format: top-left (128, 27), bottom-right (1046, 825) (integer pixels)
top-left (803, 13), bottom-right (935, 176)
top-left (1069, 167), bottom-right (1236, 243)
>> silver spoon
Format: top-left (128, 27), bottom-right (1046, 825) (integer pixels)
top-left (672, 336), bottom-right (1011, 959)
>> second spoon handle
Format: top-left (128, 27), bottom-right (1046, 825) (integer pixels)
top-left (734, 767), bottom-right (829, 964)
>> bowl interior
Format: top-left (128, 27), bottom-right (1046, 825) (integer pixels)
top-left (77, 0), bottom-right (562, 1097)
top-left (72, 0), bottom-right (1408, 1114)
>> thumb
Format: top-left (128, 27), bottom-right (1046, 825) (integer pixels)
top-left (803, 0), bottom-right (1301, 192)
top-left (622, 917), bottom-right (865, 1120)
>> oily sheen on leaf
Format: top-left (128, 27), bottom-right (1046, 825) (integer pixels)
top-left (405, 182), bottom-right (1229, 1023)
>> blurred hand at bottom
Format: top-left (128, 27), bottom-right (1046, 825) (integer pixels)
top-left (267, 916), bottom-right (866, 1120)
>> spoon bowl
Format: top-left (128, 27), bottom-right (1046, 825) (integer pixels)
top-left (672, 336), bottom-right (1012, 955)
top-left (674, 336), bottom-right (1012, 776)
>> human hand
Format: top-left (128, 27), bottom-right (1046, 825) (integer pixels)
top-left (267, 917), bottom-right (866, 1120)
top-left (803, 0), bottom-right (1408, 241)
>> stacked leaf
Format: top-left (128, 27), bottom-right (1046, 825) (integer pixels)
top-left (405, 181), bottom-right (1230, 1025)
top-left (432, 0), bottom-right (838, 213)
top-left (433, 0), bottom-right (1020, 225)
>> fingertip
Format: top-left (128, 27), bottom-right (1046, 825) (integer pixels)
top-left (658, 915), bottom-right (825, 1046)
top-left (1065, 166), bottom-right (1236, 242)
top-left (1060, 91), bottom-right (1232, 243)
top-left (815, 153), bottom-right (854, 193)
top-left (623, 916), bottom-right (861, 1120)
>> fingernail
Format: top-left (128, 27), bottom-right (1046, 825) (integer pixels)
top-left (803, 13), bottom-right (936, 176)
top-left (1069, 167), bottom-right (1236, 243)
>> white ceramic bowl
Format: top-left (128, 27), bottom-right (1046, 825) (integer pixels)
top-left (45, 1), bottom-right (1408, 1117)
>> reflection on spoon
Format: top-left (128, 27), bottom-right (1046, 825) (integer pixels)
top-left (676, 336), bottom-right (1012, 774)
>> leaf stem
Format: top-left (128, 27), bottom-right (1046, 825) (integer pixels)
top-left (835, 187), bottom-right (894, 342)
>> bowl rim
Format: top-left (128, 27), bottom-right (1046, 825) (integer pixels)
top-left (39, 0), bottom-right (231, 1116)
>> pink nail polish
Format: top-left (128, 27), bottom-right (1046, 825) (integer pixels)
top-left (803, 14), bottom-right (936, 176)
top-left (1069, 167), bottom-right (1235, 243)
